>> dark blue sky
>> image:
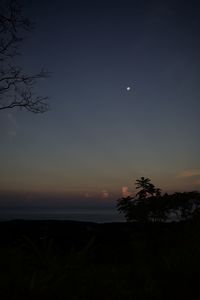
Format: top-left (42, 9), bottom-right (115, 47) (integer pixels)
top-left (1, 0), bottom-right (200, 207)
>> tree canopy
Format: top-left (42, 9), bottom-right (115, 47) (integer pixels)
top-left (117, 177), bottom-right (200, 223)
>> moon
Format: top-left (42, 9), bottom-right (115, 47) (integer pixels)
top-left (126, 86), bottom-right (131, 91)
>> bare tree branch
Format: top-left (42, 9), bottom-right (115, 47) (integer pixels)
top-left (0, 0), bottom-right (49, 113)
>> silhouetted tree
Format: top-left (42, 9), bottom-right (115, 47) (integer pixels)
top-left (0, 0), bottom-right (49, 113)
top-left (165, 191), bottom-right (200, 222)
top-left (135, 177), bottom-right (161, 199)
top-left (117, 177), bottom-right (200, 223)
top-left (117, 177), bottom-right (165, 222)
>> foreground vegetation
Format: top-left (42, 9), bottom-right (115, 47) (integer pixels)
top-left (0, 220), bottom-right (200, 299)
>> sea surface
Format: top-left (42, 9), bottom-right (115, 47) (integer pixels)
top-left (0, 208), bottom-right (125, 223)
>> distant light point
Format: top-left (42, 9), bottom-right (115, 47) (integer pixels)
top-left (126, 86), bottom-right (131, 91)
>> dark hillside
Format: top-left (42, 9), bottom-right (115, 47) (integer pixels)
top-left (0, 220), bottom-right (199, 299)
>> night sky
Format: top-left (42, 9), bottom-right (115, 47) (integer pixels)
top-left (1, 0), bottom-right (200, 207)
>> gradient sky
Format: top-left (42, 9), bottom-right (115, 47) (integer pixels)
top-left (0, 0), bottom-right (200, 207)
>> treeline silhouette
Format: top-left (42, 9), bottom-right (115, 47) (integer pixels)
top-left (117, 177), bottom-right (200, 222)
